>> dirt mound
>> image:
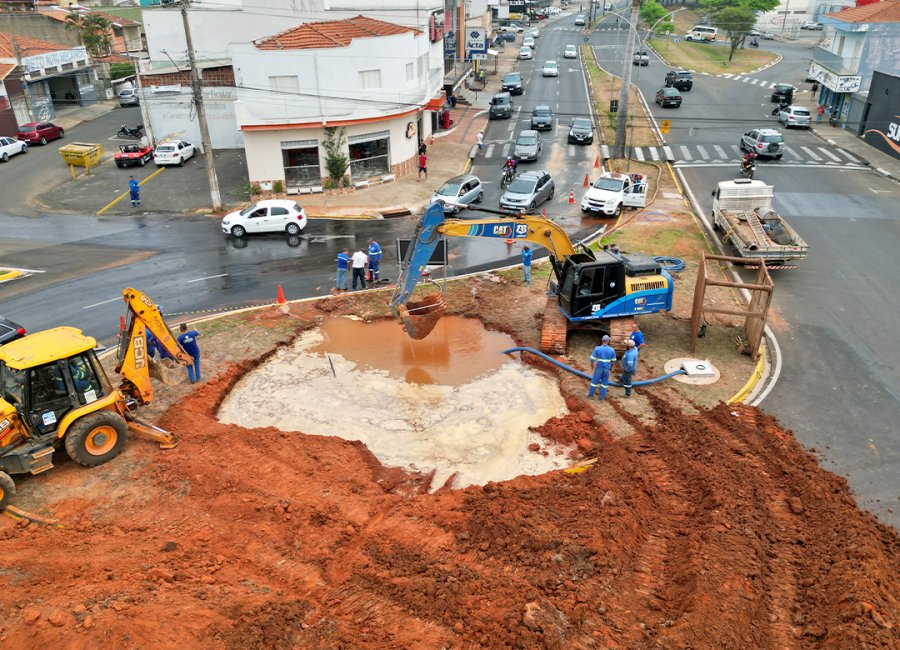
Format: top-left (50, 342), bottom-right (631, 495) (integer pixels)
top-left (1, 347), bottom-right (897, 649)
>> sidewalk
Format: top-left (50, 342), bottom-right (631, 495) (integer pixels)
top-left (52, 100), bottom-right (119, 131)
top-left (795, 95), bottom-right (900, 181)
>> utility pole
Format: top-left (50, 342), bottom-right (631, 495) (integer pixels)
top-left (11, 35), bottom-right (34, 121)
top-left (181, 0), bottom-right (221, 211)
top-left (612, 0), bottom-right (640, 159)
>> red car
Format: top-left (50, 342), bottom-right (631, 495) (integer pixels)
top-left (16, 122), bottom-right (64, 145)
top-left (114, 143), bottom-right (154, 168)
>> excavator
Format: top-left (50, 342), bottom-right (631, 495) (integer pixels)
top-left (390, 203), bottom-right (674, 353)
top-left (0, 288), bottom-right (192, 511)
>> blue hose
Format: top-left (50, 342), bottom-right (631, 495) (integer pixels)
top-left (653, 256), bottom-right (686, 273)
top-left (502, 346), bottom-right (686, 387)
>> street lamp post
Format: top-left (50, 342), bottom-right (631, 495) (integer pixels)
top-left (611, 5), bottom-right (684, 159)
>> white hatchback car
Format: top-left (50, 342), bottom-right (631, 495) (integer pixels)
top-left (154, 140), bottom-right (195, 166)
top-left (222, 199), bottom-right (307, 237)
top-left (519, 45), bottom-right (534, 60)
top-left (542, 61), bottom-right (559, 77)
top-left (564, 45), bottom-right (578, 59)
top-left (778, 105), bottom-right (811, 129)
top-left (0, 136), bottom-right (27, 162)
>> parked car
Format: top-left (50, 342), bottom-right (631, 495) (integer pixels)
top-left (0, 136), bottom-right (27, 162)
top-left (655, 87), bottom-right (682, 108)
top-left (489, 92), bottom-right (514, 120)
top-left (633, 50), bottom-right (650, 66)
top-left (740, 128), bottom-right (785, 159)
top-left (430, 174), bottom-right (484, 214)
top-left (665, 70), bottom-right (693, 91)
top-left (500, 170), bottom-right (555, 212)
top-left (778, 105), bottom-right (811, 129)
top-left (501, 23), bottom-right (524, 33)
top-left (574, 14), bottom-right (586, 25)
top-left (0, 316), bottom-right (26, 346)
top-left (568, 117), bottom-right (594, 144)
top-left (801, 21), bottom-right (822, 30)
top-left (114, 143), bottom-right (154, 168)
top-left (502, 72), bottom-right (524, 95)
top-left (496, 31), bottom-right (516, 43)
top-left (523, 35), bottom-right (536, 49)
top-left (530, 105), bottom-right (554, 130)
top-left (16, 122), bottom-right (64, 146)
top-left (519, 45), bottom-right (534, 60)
top-left (763, 32), bottom-right (775, 40)
top-left (564, 44), bottom-right (578, 59)
top-left (528, 27), bottom-right (540, 38)
top-left (771, 83), bottom-right (795, 103)
top-left (118, 88), bottom-right (139, 107)
top-left (542, 60), bottom-right (559, 77)
top-left (513, 130), bottom-right (543, 161)
top-left (748, 28), bottom-right (761, 36)
top-left (154, 139), bottom-right (196, 166)
top-left (221, 199), bottom-right (308, 237)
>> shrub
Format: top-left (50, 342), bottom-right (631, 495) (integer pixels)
top-left (273, 179), bottom-right (284, 194)
top-left (322, 127), bottom-right (349, 183)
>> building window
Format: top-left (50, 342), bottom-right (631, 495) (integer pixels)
top-left (269, 75), bottom-right (299, 93)
top-left (406, 62), bottom-right (414, 81)
top-left (281, 139), bottom-right (320, 187)
top-left (359, 69), bottom-right (382, 89)
top-left (348, 130), bottom-right (390, 179)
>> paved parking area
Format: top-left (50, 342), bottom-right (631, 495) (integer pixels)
top-left (39, 146), bottom-right (249, 216)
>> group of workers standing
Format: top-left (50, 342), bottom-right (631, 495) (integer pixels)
top-left (335, 239), bottom-right (382, 292)
top-left (588, 323), bottom-right (645, 400)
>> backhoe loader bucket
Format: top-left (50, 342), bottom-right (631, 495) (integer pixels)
top-left (148, 358), bottom-right (187, 386)
top-left (399, 293), bottom-right (447, 340)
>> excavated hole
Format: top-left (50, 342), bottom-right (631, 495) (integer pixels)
top-left (217, 316), bottom-right (573, 490)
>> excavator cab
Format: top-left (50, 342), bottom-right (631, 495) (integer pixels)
top-left (558, 252), bottom-right (627, 319)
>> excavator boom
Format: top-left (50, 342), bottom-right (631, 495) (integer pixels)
top-left (115, 288), bottom-right (193, 404)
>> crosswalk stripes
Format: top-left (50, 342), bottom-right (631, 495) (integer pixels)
top-left (696, 145), bottom-right (710, 159)
top-left (634, 148), bottom-right (645, 161)
top-left (649, 147), bottom-right (660, 161)
top-left (819, 148), bottom-right (843, 162)
top-left (608, 143), bottom-right (868, 168)
top-left (662, 146), bottom-right (674, 160)
top-left (713, 145), bottom-right (728, 159)
top-left (680, 145), bottom-right (692, 161)
top-left (841, 150), bottom-right (862, 164)
top-left (800, 146), bottom-right (821, 161)
top-left (485, 144), bottom-right (496, 158)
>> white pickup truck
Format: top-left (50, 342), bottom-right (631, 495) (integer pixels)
top-left (580, 171), bottom-right (648, 217)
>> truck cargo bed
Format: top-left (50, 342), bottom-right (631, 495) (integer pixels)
top-left (714, 206), bottom-right (809, 262)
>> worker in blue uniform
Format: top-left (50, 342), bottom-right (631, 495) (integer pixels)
top-left (620, 339), bottom-right (639, 397)
top-left (367, 239), bottom-right (382, 282)
top-left (589, 334), bottom-right (617, 400)
top-left (629, 322), bottom-right (645, 350)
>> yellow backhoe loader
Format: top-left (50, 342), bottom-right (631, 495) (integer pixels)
top-left (0, 288), bottom-right (192, 511)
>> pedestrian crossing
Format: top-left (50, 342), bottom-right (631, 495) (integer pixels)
top-left (714, 73), bottom-right (814, 93)
top-left (600, 143), bottom-right (866, 168)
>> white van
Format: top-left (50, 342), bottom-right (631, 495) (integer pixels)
top-left (685, 25), bottom-right (717, 41)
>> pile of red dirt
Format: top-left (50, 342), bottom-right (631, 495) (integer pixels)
top-left (1, 358), bottom-right (897, 649)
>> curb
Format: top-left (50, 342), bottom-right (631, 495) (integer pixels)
top-left (726, 347), bottom-right (766, 404)
top-left (0, 270), bottom-right (23, 284)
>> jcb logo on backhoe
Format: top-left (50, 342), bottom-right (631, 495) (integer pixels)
top-left (134, 334), bottom-right (146, 369)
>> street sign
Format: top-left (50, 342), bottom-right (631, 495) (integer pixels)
top-left (465, 29), bottom-right (486, 55)
top-left (660, 119), bottom-right (671, 134)
top-left (471, 53), bottom-right (487, 60)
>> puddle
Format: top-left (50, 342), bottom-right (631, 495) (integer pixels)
top-left (308, 316), bottom-right (513, 385)
top-left (218, 317), bottom-right (572, 490)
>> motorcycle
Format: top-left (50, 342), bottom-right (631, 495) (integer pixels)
top-left (740, 161), bottom-right (756, 179)
top-left (771, 101), bottom-right (789, 117)
top-left (501, 167), bottom-right (516, 188)
top-left (117, 123), bottom-right (144, 138)
top-left (749, 37), bottom-right (759, 47)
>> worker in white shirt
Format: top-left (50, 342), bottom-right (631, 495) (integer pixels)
top-left (351, 249), bottom-right (369, 290)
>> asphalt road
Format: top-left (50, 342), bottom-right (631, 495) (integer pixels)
top-left (587, 22), bottom-right (900, 527)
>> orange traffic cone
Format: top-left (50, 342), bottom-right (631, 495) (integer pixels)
top-left (594, 156), bottom-right (600, 168)
top-left (276, 284), bottom-right (286, 304)
top-left (505, 238), bottom-right (515, 244)
top-left (568, 190), bottom-right (575, 204)
top-left (583, 174), bottom-right (590, 187)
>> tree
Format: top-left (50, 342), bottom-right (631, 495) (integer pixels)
top-left (639, 0), bottom-right (674, 34)
top-left (109, 62), bottom-right (135, 80)
top-left (701, 0), bottom-right (779, 61)
top-left (322, 127), bottom-right (349, 184)
top-left (64, 11), bottom-right (112, 57)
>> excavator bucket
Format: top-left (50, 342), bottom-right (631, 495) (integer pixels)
top-left (148, 358), bottom-right (187, 386)
top-left (399, 293), bottom-right (447, 340)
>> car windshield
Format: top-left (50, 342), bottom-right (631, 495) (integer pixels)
top-left (593, 177), bottom-right (625, 191)
top-left (544, 62), bottom-right (557, 68)
top-left (504, 74), bottom-right (521, 83)
top-left (239, 204), bottom-right (260, 217)
top-left (20, 125), bottom-right (37, 132)
top-left (534, 108), bottom-right (552, 117)
top-left (517, 134), bottom-right (538, 145)
top-left (572, 118), bottom-right (592, 129)
top-left (663, 88), bottom-right (679, 96)
top-left (437, 182), bottom-right (462, 196)
top-left (508, 178), bottom-right (537, 193)
top-left (776, 84), bottom-right (792, 91)
top-left (761, 134), bottom-right (784, 143)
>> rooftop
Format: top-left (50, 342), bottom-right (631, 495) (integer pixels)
top-left (255, 15), bottom-right (419, 51)
top-left (0, 32), bottom-right (71, 59)
top-left (39, 7), bottom-right (141, 28)
top-left (826, 0), bottom-right (900, 23)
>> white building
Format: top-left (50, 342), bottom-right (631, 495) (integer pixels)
top-left (232, 15), bottom-right (438, 189)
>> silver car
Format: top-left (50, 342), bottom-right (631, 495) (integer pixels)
top-left (500, 170), bottom-right (555, 212)
top-left (118, 88), bottom-right (139, 107)
top-left (430, 174), bottom-right (484, 214)
top-left (513, 130), bottom-right (543, 161)
top-left (778, 105), bottom-right (811, 129)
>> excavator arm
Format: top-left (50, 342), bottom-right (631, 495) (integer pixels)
top-left (115, 288), bottom-right (193, 405)
top-left (390, 202), bottom-right (579, 313)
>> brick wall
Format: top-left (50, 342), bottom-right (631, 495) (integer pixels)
top-left (140, 65), bottom-right (234, 88)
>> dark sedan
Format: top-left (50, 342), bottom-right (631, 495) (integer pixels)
top-left (530, 106), bottom-right (554, 131)
top-left (568, 117), bottom-right (594, 144)
top-left (771, 83), bottom-right (794, 103)
top-left (16, 122), bottom-right (64, 146)
top-left (655, 87), bottom-right (682, 108)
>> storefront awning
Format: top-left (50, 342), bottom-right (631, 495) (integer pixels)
top-left (425, 94), bottom-right (446, 111)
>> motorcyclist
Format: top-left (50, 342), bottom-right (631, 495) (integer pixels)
top-left (750, 37), bottom-right (759, 47)
top-left (741, 150), bottom-right (757, 170)
top-left (502, 156), bottom-right (518, 183)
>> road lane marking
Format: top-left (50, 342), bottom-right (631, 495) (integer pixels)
top-left (819, 148), bottom-right (842, 162)
top-left (679, 145), bottom-right (692, 160)
top-left (839, 150), bottom-right (861, 163)
top-left (649, 147), bottom-right (660, 161)
top-left (800, 146), bottom-right (822, 161)
top-left (634, 148), bottom-right (645, 161)
top-left (187, 273), bottom-right (228, 284)
top-left (713, 145), bottom-right (727, 159)
top-left (696, 145), bottom-right (710, 159)
top-left (83, 297), bottom-right (120, 309)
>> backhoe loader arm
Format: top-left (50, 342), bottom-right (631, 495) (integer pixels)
top-left (390, 203), bottom-right (579, 313)
top-left (115, 288), bottom-right (193, 405)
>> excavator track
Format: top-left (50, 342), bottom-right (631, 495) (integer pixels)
top-left (540, 296), bottom-right (568, 356)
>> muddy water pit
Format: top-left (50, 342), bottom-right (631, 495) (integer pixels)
top-left (218, 316), bottom-right (572, 490)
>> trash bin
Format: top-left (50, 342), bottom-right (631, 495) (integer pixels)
top-left (58, 142), bottom-right (103, 168)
